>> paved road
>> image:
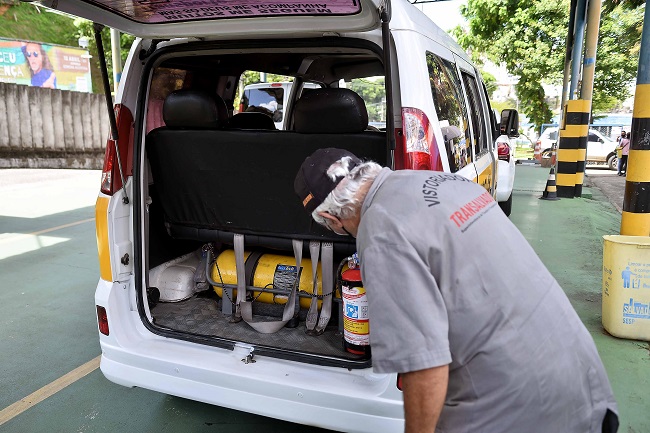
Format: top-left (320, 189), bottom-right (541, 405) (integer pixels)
top-left (585, 166), bottom-right (626, 213)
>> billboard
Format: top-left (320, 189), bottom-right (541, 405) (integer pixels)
top-left (0, 38), bottom-right (92, 92)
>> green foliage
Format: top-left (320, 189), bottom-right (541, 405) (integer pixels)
top-left (0, 2), bottom-right (135, 94)
top-left (0, 3), bottom-right (79, 46)
top-left (454, 0), bottom-right (643, 130)
top-left (348, 77), bottom-right (385, 122)
top-left (74, 19), bottom-right (135, 94)
top-left (481, 70), bottom-right (497, 99)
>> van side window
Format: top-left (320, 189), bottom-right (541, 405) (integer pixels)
top-left (461, 72), bottom-right (488, 156)
top-left (426, 52), bottom-right (471, 172)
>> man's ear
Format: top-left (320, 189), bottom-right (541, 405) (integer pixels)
top-left (317, 211), bottom-right (343, 229)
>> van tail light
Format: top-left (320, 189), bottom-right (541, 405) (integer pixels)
top-left (497, 142), bottom-right (511, 162)
top-left (395, 107), bottom-right (443, 171)
top-left (238, 103), bottom-right (244, 113)
top-left (96, 305), bottom-right (110, 336)
top-left (100, 104), bottom-right (134, 196)
top-left (396, 373), bottom-right (403, 391)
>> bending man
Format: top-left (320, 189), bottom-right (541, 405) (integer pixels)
top-left (294, 148), bottom-right (618, 433)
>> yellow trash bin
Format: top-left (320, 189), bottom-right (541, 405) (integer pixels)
top-left (602, 235), bottom-right (650, 341)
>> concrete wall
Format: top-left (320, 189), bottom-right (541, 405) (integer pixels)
top-left (0, 82), bottom-right (109, 169)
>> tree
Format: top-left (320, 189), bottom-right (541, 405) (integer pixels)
top-left (74, 19), bottom-right (135, 94)
top-left (453, 0), bottom-right (643, 131)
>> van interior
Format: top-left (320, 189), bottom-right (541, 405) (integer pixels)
top-left (141, 40), bottom-right (388, 368)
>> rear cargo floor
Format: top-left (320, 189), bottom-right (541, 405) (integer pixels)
top-left (152, 295), bottom-right (364, 361)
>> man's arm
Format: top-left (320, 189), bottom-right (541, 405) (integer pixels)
top-left (402, 364), bottom-right (449, 433)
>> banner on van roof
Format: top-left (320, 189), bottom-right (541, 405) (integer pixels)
top-left (84, 0), bottom-right (361, 23)
top-left (0, 38), bottom-right (92, 92)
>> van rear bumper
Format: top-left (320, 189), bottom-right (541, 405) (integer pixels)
top-left (96, 280), bottom-right (404, 433)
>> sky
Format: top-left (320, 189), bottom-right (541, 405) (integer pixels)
top-left (416, 0), bottom-right (468, 32)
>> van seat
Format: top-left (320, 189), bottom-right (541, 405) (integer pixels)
top-left (293, 88), bottom-right (368, 133)
top-left (229, 112), bottom-right (276, 130)
top-left (163, 89), bottom-right (227, 129)
top-left (146, 88), bottom-right (385, 254)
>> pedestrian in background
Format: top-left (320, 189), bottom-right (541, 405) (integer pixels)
top-left (294, 148), bottom-right (619, 433)
top-left (617, 131), bottom-right (630, 176)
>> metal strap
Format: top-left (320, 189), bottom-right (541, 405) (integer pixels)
top-left (315, 242), bottom-right (334, 334)
top-left (306, 241), bottom-right (321, 331)
top-left (240, 239), bottom-right (303, 334)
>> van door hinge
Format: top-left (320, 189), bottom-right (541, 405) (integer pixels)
top-left (121, 253), bottom-right (130, 266)
top-left (241, 348), bottom-right (256, 364)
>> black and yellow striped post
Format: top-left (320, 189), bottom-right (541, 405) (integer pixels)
top-left (556, 99), bottom-right (590, 198)
top-left (621, 3), bottom-right (650, 235)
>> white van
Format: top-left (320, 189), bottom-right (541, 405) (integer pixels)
top-left (49, 0), bottom-right (519, 431)
top-left (241, 81), bottom-right (321, 129)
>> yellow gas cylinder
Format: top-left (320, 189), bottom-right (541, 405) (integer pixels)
top-left (212, 249), bottom-right (329, 309)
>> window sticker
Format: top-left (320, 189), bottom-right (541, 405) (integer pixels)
top-left (85, 0), bottom-right (362, 23)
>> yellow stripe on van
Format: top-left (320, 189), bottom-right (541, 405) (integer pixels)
top-left (476, 163), bottom-right (493, 194)
top-left (95, 196), bottom-right (112, 282)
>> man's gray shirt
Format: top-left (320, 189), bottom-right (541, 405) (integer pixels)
top-left (356, 168), bottom-right (617, 433)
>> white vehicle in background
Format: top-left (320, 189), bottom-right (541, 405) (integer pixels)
top-left (537, 126), bottom-right (619, 170)
top-left (240, 82), bottom-right (320, 129)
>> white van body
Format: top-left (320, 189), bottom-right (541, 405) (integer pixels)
top-left (241, 81), bottom-right (321, 129)
top-left (47, 0), bottom-right (519, 431)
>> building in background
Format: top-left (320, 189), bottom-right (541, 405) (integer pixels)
top-left (0, 37), bottom-right (92, 92)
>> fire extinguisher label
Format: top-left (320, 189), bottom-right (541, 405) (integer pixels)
top-left (343, 284), bottom-right (370, 345)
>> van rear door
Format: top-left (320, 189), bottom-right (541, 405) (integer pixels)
top-left (33, 0), bottom-right (384, 38)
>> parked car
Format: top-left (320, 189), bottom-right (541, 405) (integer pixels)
top-left (240, 82), bottom-right (321, 129)
top-left (537, 126), bottom-right (618, 170)
top-left (49, 0), bottom-right (520, 431)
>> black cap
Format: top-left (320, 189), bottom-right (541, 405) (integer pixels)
top-left (294, 148), bottom-right (362, 214)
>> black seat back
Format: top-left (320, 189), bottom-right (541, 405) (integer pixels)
top-left (146, 88), bottom-right (385, 253)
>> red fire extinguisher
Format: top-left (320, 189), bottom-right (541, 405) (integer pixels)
top-left (340, 254), bottom-right (370, 359)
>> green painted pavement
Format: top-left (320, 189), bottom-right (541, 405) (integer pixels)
top-left (511, 165), bottom-right (650, 433)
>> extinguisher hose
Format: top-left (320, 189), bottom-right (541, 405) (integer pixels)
top-left (335, 256), bottom-right (352, 298)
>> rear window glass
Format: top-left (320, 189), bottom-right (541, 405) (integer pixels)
top-left (347, 76), bottom-right (386, 130)
top-left (241, 87), bottom-right (284, 122)
top-left (83, 0), bottom-right (362, 24)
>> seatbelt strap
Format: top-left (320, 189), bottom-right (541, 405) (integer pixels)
top-left (239, 238), bottom-right (303, 333)
top-left (315, 242), bottom-right (334, 334)
top-left (306, 241), bottom-right (321, 332)
top-left (232, 234), bottom-right (247, 323)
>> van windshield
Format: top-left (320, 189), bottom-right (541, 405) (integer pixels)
top-left (241, 87), bottom-right (284, 122)
top-left (82, 0), bottom-right (362, 24)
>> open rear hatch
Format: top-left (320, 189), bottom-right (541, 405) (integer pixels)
top-left (140, 43), bottom-right (389, 368)
top-left (32, 0), bottom-right (383, 38)
top-left (45, 0), bottom-right (394, 369)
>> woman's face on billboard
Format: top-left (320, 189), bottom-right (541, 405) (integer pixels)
top-left (25, 43), bottom-right (43, 73)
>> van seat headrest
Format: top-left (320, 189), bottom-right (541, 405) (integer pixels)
top-left (293, 88), bottom-right (368, 134)
top-left (229, 112), bottom-right (277, 130)
top-left (163, 90), bottom-right (226, 129)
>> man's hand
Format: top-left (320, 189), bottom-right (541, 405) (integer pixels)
top-left (402, 364), bottom-right (449, 433)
